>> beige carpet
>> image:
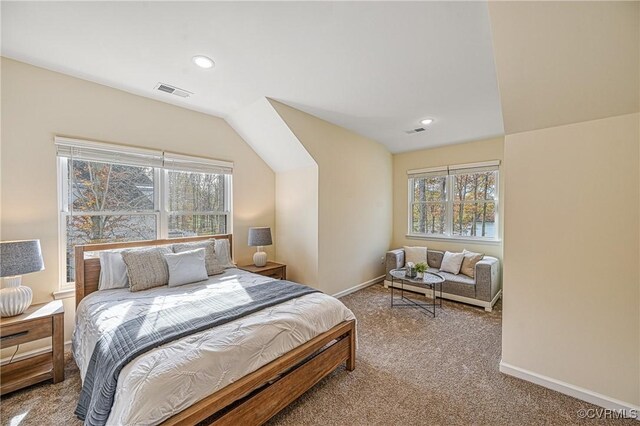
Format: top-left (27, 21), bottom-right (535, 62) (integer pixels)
top-left (1, 284), bottom-right (633, 425)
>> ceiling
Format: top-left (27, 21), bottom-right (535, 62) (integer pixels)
top-left (2, 2), bottom-right (504, 153)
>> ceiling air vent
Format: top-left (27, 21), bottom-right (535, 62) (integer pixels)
top-left (154, 83), bottom-right (193, 98)
top-left (404, 127), bottom-right (426, 135)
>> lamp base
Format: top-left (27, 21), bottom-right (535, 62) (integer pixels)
top-left (253, 251), bottom-right (268, 267)
top-left (0, 276), bottom-right (33, 317)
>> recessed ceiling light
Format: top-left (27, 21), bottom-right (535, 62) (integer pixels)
top-left (192, 55), bottom-right (215, 69)
top-left (420, 118), bottom-right (434, 126)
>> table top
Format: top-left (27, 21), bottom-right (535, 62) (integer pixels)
top-left (389, 268), bottom-right (445, 285)
top-left (238, 261), bottom-right (286, 273)
top-left (0, 300), bottom-right (64, 325)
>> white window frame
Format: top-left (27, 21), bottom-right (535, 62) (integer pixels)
top-left (55, 137), bottom-right (233, 289)
top-left (407, 161), bottom-right (500, 244)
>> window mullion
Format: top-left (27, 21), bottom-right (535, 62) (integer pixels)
top-left (494, 170), bottom-right (500, 240)
top-left (68, 210), bottom-right (156, 216)
top-left (168, 210), bottom-right (228, 215)
top-left (159, 168), bottom-right (168, 239)
top-left (225, 174), bottom-right (232, 234)
top-left (407, 178), bottom-right (413, 235)
top-left (445, 175), bottom-right (454, 237)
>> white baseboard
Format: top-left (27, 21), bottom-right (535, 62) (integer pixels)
top-left (500, 361), bottom-right (640, 417)
top-left (1, 340), bottom-right (72, 365)
top-left (333, 275), bottom-right (385, 299)
top-left (383, 279), bottom-right (501, 311)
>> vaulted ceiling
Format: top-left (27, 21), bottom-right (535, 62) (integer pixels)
top-left (2, 2), bottom-right (638, 154)
top-left (1, 1), bottom-right (504, 153)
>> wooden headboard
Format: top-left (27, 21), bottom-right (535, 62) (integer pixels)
top-left (74, 234), bottom-right (233, 307)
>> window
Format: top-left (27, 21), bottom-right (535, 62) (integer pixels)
top-left (163, 153), bottom-right (231, 239)
top-left (408, 161), bottom-right (499, 241)
top-left (56, 138), bottom-right (232, 284)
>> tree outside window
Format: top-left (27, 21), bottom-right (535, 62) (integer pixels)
top-left (409, 167), bottom-right (498, 240)
top-left (61, 158), bottom-right (230, 283)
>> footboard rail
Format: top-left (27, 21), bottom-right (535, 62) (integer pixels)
top-left (162, 319), bottom-right (356, 426)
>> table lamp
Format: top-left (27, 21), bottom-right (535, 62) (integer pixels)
top-left (248, 227), bottom-right (272, 267)
top-left (0, 240), bottom-right (44, 317)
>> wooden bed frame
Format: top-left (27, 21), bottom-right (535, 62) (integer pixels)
top-left (74, 234), bottom-right (356, 426)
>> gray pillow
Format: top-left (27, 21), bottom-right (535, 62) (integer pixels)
top-left (164, 248), bottom-right (208, 287)
top-left (121, 246), bottom-right (172, 292)
top-left (172, 239), bottom-right (224, 276)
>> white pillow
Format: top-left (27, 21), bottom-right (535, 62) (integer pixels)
top-left (214, 239), bottom-right (235, 269)
top-left (403, 246), bottom-right (428, 266)
top-left (172, 240), bottom-right (224, 276)
top-left (439, 251), bottom-right (465, 275)
top-left (98, 250), bottom-right (129, 290)
top-left (163, 248), bottom-right (208, 287)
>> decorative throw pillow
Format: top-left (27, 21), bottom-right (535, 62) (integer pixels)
top-left (439, 251), bottom-right (465, 275)
top-left (98, 250), bottom-right (129, 290)
top-left (172, 240), bottom-right (224, 276)
top-left (403, 246), bottom-right (428, 266)
top-left (121, 246), bottom-right (172, 292)
top-left (460, 249), bottom-right (484, 278)
top-left (214, 239), bottom-right (235, 269)
top-left (163, 248), bottom-right (208, 287)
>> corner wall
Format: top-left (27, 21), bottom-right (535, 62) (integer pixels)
top-left (392, 137), bottom-right (504, 259)
top-left (275, 167), bottom-right (319, 286)
top-left (501, 113), bottom-right (640, 406)
top-left (270, 100), bottom-right (393, 295)
top-left (0, 58), bottom-right (276, 352)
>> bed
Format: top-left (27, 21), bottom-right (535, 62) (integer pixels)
top-left (73, 235), bottom-right (356, 426)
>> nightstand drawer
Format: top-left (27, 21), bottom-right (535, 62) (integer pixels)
top-left (1, 317), bottom-right (52, 347)
top-left (238, 262), bottom-right (287, 280)
top-left (264, 269), bottom-right (285, 280)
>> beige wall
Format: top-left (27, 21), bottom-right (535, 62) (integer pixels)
top-left (275, 166), bottom-right (319, 286)
top-left (392, 137), bottom-right (504, 259)
top-left (502, 113), bottom-right (640, 405)
top-left (270, 100), bottom-right (393, 295)
top-left (0, 58), bottom-right (275, 351)
top-left (488, 1), bottom-right (639, 134)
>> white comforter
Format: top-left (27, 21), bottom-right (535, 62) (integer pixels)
top-left (73, 268), bottom-right (355, 425)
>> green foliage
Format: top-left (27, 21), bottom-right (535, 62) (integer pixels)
top-left (415, 262), bottom-right (428, 273)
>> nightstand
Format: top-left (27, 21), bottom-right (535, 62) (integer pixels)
top-left (0, 300), bottom-right (64, 395)
top-left (239, 261), bottom-right (287, 280)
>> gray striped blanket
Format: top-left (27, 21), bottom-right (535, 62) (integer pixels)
top-left (75, 279), bottom-right (319, 426)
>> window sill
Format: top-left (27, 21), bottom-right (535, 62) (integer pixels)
top-left (406, 234), bottom-right (502, 246)
top-left (52, 286), bottom-right (75, 300)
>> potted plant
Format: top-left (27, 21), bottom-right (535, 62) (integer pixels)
top-left (415, 262), bottom-right (428, 279)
